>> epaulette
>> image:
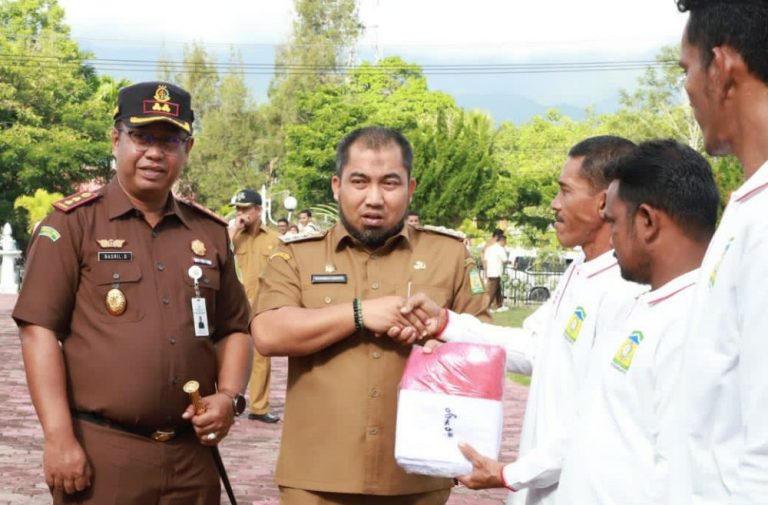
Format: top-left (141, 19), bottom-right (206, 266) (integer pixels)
top-left (52, 190), bottom-right (102, 213)
top-left (178, 198), bottom-right (229, 226)
top-left (420, 224), bottom-right (466, 240)
top-left (280, 230), bottom-right (328, 244)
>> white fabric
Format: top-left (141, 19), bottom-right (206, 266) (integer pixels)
top-left (484, 242), bottom-right (508, 278)
top-left (664, 160), bottom-right (768, 505)
top-left (395, 390), bottom-right (504, 477)
top-left (441, 250), bottom-right (644, 505)
top-left (557, 270), bottom-right (697, 505)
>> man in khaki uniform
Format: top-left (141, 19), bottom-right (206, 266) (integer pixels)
top-left (252, 126), bottom-right (490, 505)
top-left (230, 188), bottom-right (281, 423)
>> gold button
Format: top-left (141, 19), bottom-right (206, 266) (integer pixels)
top-left (370, 387), bottom-right (380, 398)
top-left (372, 282), bottom-right (380, 290)
top-left (372, 351), bottom-right (381, 359)
top-left (324, 296), bottom-right (332, 304)
top-left (368, 427), bottom-right (379, 436)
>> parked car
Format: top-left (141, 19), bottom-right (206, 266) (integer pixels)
top-left (504, 249), bottom-right (580, 303)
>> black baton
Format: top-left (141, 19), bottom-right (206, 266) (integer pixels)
top-left (212, 446), bottom-right (237, 505)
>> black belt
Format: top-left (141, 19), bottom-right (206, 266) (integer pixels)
top-left (72, 410), bottom-right (191, 442)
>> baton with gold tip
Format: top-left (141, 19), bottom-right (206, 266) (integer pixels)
top-left (183, 380), bottom-right (238, 505)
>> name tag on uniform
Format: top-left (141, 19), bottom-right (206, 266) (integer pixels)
top-left (98, 251), bottom-right (133, 262)
top-left (311, 274), bottom-right (348, 284)
top-left (191, 297), bottom-right (210, 337)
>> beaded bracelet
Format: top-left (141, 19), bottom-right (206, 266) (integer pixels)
top-left (353, 298), bottom-right (364, 332)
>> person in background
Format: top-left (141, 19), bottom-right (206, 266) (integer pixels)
top-left (406, 210), bottom-right (421, 227)
top-left (297, 209), bottom-right (320, 234)
top-left (276, 218), bottom-right (290, 236)
top-left (483, 229), bottom-right (508, 312)
top-left (229, 189), bottom-right (281, 424)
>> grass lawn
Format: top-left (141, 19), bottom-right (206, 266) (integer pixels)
top-left (492, 304), bottom-right (538, 386)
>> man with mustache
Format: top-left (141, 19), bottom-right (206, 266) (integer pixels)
top-left (251, 126), bottom-right (490, 505)
top-left (397, 136), bottom-right (641, 505)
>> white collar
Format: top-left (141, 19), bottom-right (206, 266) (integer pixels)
top-left (640, 269), bottom-right (700, 306)
top-left (732, 159), bottom-right (768, 204)
top-left (579, 249), bottom-right (618, 279)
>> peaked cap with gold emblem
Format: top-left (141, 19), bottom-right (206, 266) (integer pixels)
top-left (113, 81), bottom-right (194, 133)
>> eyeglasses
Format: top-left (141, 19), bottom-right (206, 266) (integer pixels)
top-left (118, 128), bottom-right (191, 154)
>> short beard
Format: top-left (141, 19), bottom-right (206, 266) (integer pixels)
top-left (340, 210), bottom-right (405, 249)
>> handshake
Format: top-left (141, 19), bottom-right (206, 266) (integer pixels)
top-left (363, 293), bottom-right (449, 347)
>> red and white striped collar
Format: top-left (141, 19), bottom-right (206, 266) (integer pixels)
top-left (581, 249), bottom-right (619, 279)
top-left (642, 269), bottom-right (700, 306)
top-left (733, 159), bottom-right (768, 204)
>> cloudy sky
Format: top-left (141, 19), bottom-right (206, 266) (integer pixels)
top-left (57, 0), bottom-right (689, 122)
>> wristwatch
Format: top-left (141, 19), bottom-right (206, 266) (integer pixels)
top-left (220, 391), bottom-right (246, 417)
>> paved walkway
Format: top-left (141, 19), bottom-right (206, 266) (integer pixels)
top-left (0, 294), bottom-right (528, 504)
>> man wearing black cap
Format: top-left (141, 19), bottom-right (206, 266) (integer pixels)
top-left (230, 189), bottom-right (281, 423)
top-left (13, 81), bottom-right (252, 504)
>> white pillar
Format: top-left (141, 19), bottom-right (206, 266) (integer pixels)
top-left (0, 223), bottom-right (21, 294)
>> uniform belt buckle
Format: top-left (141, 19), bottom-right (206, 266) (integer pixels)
top-left (151, 429), bottom-right (176, 442)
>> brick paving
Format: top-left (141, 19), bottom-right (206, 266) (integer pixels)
top-left (0, 294), bottom-right (528, 504)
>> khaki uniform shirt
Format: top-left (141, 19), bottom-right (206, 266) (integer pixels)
top-left (256, 223), bottom-right (490, 495)
top-left (232, 224), bottom-right (279, 307)
top-left (13, 178), bottom-right (249, 429)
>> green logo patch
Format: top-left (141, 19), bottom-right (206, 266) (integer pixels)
top-left (38, 225), bottom-right (61, 242)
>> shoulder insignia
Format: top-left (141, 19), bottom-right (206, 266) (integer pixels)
top-left (52, 190), bottom-right (102, 213)
top-left (178, 198), bottom-right (229, 226)
top-left (421, 224), bottom-right (466, 240)
top-left (279, 230), bottom-right (327, 244)
top-left (269, 251), bottom-right (292, 262)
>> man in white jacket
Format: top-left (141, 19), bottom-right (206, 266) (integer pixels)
top-left (556, 139), bottom-right (718, 504)
top-left (395, 136), bottom-right (639, 505)
top-left (663, 2), bottom-right (768, 503)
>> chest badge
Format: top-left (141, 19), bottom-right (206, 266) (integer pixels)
top-left (563, 306), bottom-right (586, 343)
top-left (105, 288), bottom-right (127, 316)
top-left (96, 239), bottom-right (126, 248)
top-left (611, 330), bottom-right (645, 373)
top-left (191, 239), bottom-right (207, 257)
top-left (324, 264), bottom-right (336, 273)
top-left (413, 261), bottom-right (427, 271)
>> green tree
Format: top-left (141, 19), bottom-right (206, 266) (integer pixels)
top-left (0, 0), bottom-right (116, 242)
top-left (279, 56), bottom-right (491, 229)
top-left (13, 187), bottom-right (62, 231)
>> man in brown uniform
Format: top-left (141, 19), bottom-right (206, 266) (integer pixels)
top-left (252, 126), bottom-right (490, 505)
top-left (229, 188), bottom-right (281, 423)
top-left (13, 81), bottom-right (252, 504)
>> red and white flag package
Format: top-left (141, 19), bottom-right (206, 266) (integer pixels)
top-left (395, 342), bottom-right (507, 477)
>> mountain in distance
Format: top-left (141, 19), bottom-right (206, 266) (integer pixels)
top-left (454, 92), bottom-right (621, 125)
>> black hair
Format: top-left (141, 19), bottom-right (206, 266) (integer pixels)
top-left (611, 139), bottom-right (719, 242)
top-left (568, 136), bottom-right (636, 191)
top-left (335, 126), bottom-right (413, 177)
top-left (492, 228), bottom-right (505, 239)
top-left (677, 0), bottom-right (768, 84)
top-left (277, 218), bottom-right (289, 225)
top-left (406, 209), bottom-right (420, 217)
top-left (299, 209), bottom-right (312, 217)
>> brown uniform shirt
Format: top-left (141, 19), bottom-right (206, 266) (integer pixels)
top-left (256, 223), bottom-right (490, 495)
top-left (13, 178), bottom-right (249, 429)
top-left (232, 224), bottom-right (279, 307)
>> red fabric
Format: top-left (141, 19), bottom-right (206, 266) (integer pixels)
top-left (401, 342), bottom-right (506, 401)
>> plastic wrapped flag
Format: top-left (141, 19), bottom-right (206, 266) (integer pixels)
top-left (395, 342), bottom-right (507, 477)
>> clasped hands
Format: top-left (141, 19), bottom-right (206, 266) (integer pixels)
top-left (361, 293), bottom-right (447, 346)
